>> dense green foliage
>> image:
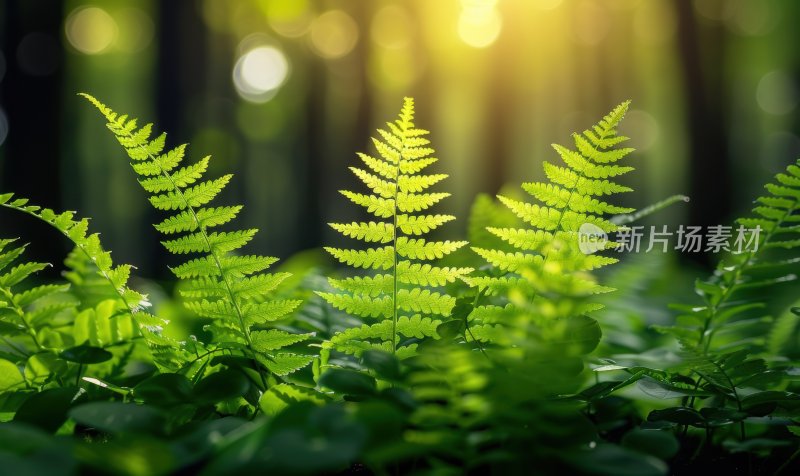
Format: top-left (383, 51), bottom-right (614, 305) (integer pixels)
top-left (0, 97), bottom-right (798, 475)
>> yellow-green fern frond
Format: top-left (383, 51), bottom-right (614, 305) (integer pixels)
top-left (468, 101), bottom-right (636, 346)
top-left (81, 94), bottom-right (311, 379)
top-left (320, 98), bottom-right (473, 363)
top-left (0, 195), bottom-right (187, 371)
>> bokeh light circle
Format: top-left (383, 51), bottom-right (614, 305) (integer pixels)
top-left (65, 7), bottom-right (118, 55)
top-left (310, 10), bottom-right (359, 59)
top-left (233, 46), bottom-right (290, 103)
top-left (756, 71), bottom-right (799, 116)
top-left (262, 0), bottom-right (312, 38)
top-left (458, 8), bottom-right (503, 48)
top-left (621, 110), bottom-right (660, 151)
top-left (115, 8), bottom-right (155, 53)
top-left (371, 6), bottom-right (413, 50)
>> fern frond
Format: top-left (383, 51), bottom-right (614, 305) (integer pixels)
top-left (467, 101), bottom-right (635, 348)
top-left (82, 94), bottom-right (311, 379)
top-left (321, 98), bottom-right (472, 362)
top-left (0, 195), bottom-right (187, 370)
top-left (0, 239), bottom-right (70, 354)
top-left (673, 157), bottom-right (800, 354)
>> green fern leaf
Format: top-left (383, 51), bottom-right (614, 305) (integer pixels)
top-left (0, 197), bottom-right (188, 371)
top-left (678, 156), bottom-right (800, 354)
top-left (320, 98), bottom-right (472, 362)
top-left (467, 101), bottom-right (635, 349)
top-left (82, 93), bottom-right (312, 378)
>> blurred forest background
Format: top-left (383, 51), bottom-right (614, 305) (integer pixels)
top-left (1, 0), bottom-right (799, 279)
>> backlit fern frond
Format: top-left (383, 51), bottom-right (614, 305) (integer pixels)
top-left (0, 194), bottom-right (187, 371)
top-left (319, 98), bottom-right (472, 361)
top-left (467, 102), bottom-right (635, 345)
top-left (81, 94), bottom-right (312, 378)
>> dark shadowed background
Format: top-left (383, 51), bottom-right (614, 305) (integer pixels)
top-left (1, 0), bottom-right (799, 278)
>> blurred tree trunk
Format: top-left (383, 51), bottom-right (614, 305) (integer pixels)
top-left (675, 1), bottom-right (731, 265)
top-left (149, 0), bottom-right (208, 278)
top-left (485, 6), bottom-right (512, 195)
top-left (300, 58), bottom-right (325, 251)
top-left (0, 0), bottom-right (66, 264)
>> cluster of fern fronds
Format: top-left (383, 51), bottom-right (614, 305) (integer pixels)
top-left (0, 94), bottom-right (798, 476)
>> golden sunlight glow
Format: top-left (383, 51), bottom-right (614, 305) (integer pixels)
top-left (310, 10), bottom-right (359, 59)
top-left (572, 0), bottom-right (609, 45)
top-left (633, 0), bottom-right (677, 44)
top-left (65, 7), bottom-right (118, 55)
top-left (534, 0), bottom-right (564, 10)
top-left (458, 1), bottom-right (503, 49)
top-left (233, 46), bottom-right (290, 103)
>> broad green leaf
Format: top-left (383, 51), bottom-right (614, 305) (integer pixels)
top-left (193, 370), bottom-right (250, 404)
top-left (133, 374), bottom-right (193, 407)
top-left (621, 429), bottom-right (679, 460)
top-left (0, 359), bottom-right (24, 392)
top-left (319, 369), bottom-right (376, 396)
top-left (259, 383), bottom-right (326, 416)
top-left (60, 344), bottom-right (113, 364)
top-left (13, 386), bottom-right (81, 433)
top-left (69, 402), bottom-right (165, 434)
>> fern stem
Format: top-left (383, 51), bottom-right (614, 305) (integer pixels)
top-left (775, 446), bottom-right (800, 475)
top-left (524, 164), bottom-right (583, 317)
top-left (611, 194), bottom-right (690, 225)
top-left (390, 132), bottom-right (403, 355)
top-left (706, 361), bottom-right (746, 441)
top-left (465, 289), bottom-right (492, 362)
top-left (391, 204), bottom-right (398, 355)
